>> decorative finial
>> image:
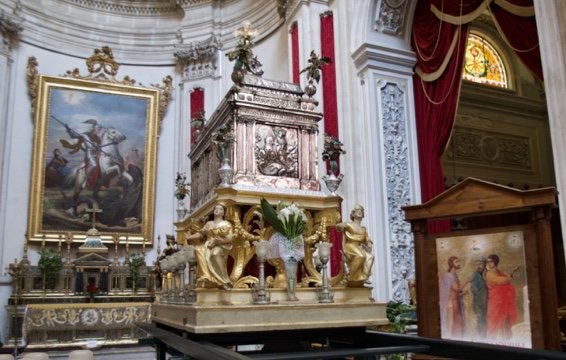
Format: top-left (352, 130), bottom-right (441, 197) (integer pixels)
top-left (226, 21), bottom-right (264, 83)
top-left (300, 50), bottom-right (331, 97)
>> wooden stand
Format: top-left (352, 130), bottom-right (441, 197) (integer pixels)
top-left (402, 177), bottom-right (561, 350)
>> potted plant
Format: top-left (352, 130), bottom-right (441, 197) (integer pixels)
top-left (128, 253), bottom-right (146, 293)
top-left (299, 50), bottom-right (331, 97)
top-left (38, 248), bottom-right (63, 290)
top-left (175, 172), bottom-right (191, 219)
top-left (174, 172), bottom-right (191, 201)
top-left (211, 124), bottom-right (237, 186)
top-left (321, 134), bottom-right (346, 194)
top-left (321, 133), bottom-right (346, 176)
top-left (383, 301), bottom-right (417, 360)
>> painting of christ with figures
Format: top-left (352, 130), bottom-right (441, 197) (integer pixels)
top-left (436, 230), bottom-right (532, 348)
top-left (28, 78), bottom-right (159, 242)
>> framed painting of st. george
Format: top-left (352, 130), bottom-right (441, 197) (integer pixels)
top-left (27, 75), bottom-right (160, 245)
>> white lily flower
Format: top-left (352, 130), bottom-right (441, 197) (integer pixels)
top-left (277, 207), bottom-right (291, 223)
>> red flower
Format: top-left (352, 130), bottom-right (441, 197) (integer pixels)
top-left (85, 282), bottom-right (98, 294)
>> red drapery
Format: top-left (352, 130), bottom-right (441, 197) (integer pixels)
top-left (412, 0), bottom-right (541, 233)
top-left (320, 12), bottom-right (342, 275)
top-left (291, 22), bottom-right (300, 84)
top-left (320, 12), bottom-right (339, 143)
top-left (190, 88), bottom-right (205, 145)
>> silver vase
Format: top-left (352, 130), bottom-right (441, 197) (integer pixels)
top-left (284, 259), bottom-right (299, 301)
top-left (304, 80), bottom-right (317, 98)
top-left (322, 173), bottom-right (344, 195)
top-left (218, 157), bottom-right (234, 187)
top-left (176, 198), bottom-right (187, 221)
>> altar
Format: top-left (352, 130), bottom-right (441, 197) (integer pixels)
top-left (151, 25), bottom-right (387, 341)
top-left (22, 302), bottom-right (151, 348)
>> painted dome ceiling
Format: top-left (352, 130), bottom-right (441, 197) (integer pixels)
top-left (2, 0), bottom-right (287, 63)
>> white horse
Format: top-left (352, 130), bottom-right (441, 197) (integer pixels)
top-left (66, 127), bottom-right (133, 208)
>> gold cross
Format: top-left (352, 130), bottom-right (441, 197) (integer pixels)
top-left (85, 207), bottom-right (102, 229)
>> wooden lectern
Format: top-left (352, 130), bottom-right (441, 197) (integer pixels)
top-left (402, 177), bottom-right (561, 350)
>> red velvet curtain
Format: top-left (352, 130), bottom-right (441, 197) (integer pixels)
top-left (412, 1), bottom-right (469, 233)
top-left (320, 11), bottom-right (342, 275)
top-left (291, 22), bottom-right (300, 84)
top-left (320, 13), bottom-right (339, 145)
top-left (190, 88), bottom-right (204, 145)
top-left (490, 3), bottom-right (542, 79)
top-left (412, 0), bottom-right (541, 233)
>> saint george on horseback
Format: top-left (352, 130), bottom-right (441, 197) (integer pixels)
top-left (60, 118), bottom-right (103, 192)
top-left (57, 118), bottom-right (134, 217)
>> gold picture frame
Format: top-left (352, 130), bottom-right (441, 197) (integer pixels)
top-left (27, 74), bottom-right (161, 245)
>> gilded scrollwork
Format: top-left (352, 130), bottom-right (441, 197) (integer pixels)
top-left (301, 216), bottom-right (327, 286)
top-left (26, 47), bottom-right (173, 132)
top-left (177, 199), bottom-right (350, 291)
top-left (24, 303), bottom-right (150, 332)
top-left (27, 56), bottom-right (39, 118)
top-left (229, 208), bottom-right (259, 282)
top-left (151, 75), bottom-right (174, 131)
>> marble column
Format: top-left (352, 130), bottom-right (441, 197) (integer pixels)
top-left (534, 0), bottom-right (566, 263)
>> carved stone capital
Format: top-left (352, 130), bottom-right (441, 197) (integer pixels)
top-left (174, 35), bottom-right (221, 79)
top-left (0, 9), bottom-right (24, 50)
top-left (374, 0), bottom-right (408, 36)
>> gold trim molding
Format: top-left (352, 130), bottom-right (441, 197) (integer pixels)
top-left (27, 46), bottom-right (173, 131)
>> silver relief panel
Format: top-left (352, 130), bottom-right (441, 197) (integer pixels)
top-left (254, 124), bottom-right (298, 178)
top-left (380, 81), bottom-right (414, 304)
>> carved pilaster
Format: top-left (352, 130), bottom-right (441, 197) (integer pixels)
top-left (174, 35), bottom-right (221, 79)
top-left (374, 0), bottom-right (409, 36)
top-left (380, 82), bottom-right (414, 303)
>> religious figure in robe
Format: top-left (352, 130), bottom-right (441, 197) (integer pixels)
top-left (335, 204), bottom-right (374, 287)
top-left (485, 254), bottom-right (518, 340)
top-left (439, 256), bottom-right (464, 340)
top-left (185, 204), bottom-right (234, 290)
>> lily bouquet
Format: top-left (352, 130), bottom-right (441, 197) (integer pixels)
top-left (260, 198), bottom-right (306, 262)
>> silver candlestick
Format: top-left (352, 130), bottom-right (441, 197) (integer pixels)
top-left (185, 245), bottom-right (197, 304)
top-left (253, 240), bottom-right (270, 305)
top-left (316, 242), bottom-right (334, 303)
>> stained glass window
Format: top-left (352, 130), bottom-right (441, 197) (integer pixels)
top-left (462, 33), bottom-right (508, 88)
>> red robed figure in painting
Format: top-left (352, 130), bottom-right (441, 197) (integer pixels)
top-left (485, 254), bottom-right (517, 340)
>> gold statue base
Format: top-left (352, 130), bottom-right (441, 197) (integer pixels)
top-left (152, 288), bottom-right (387, 334)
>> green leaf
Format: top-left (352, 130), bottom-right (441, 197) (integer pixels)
top-left (260, 198), bottom-right (286, 235)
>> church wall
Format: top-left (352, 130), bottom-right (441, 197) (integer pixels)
top-left (339, 0), bottom-right (419, 304)
top-left (0, 42), bottom-right (178, 337)
top-left (0, 1), bottom-right (301, 341)
top-left (535, 0), bottom-right (566, 264)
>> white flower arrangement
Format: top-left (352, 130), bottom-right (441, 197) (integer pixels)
top-left (260, 198), bottom-right (306, 242)
top-left (260, 198), bottom-right (306, 263)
